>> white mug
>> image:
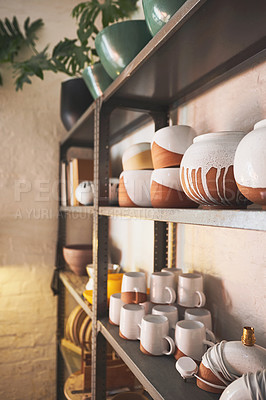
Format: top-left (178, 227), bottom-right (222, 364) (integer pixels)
top-left (109, 293), bottom-right (124, 326)
top-left (184, 308), bottom-right (213, 331)
top-left (175, 320), bottom-right (215, 361)
top-left (150, 271), bottom-right (176, 304)
top-left (178, 273), bottom-right (206, 307)
top-left (119, 304), bottom-right (145, 340)
top-left (161, 267), bottom-right (183, 285)
top-left (140, 295), bottom-right (153, 315)
top-left (152, 304), bottom-right (178, 330)
top-left (121, 272), bottom-right (147, 304)
top-left (139, 314), bottom-right (175, 356)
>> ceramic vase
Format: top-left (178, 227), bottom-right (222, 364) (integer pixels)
top-left (234, 119), bottom-right (266, 207)
top-left (60, 78), bottom-right (93, 131)
top-left (82, 62), bottom-right (113, 100)
top-left (142, 0), bottom-right (187, 36)
top-left (180, 131), bottom-right (250, 208)
top-left (95, 20), bottom-right (152, 80)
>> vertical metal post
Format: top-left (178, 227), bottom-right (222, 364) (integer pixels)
top-left (150, 110), bottom-right (169, 272)
top-left (168, 223), bottom-right (177, 269)
top-left (91, 99), bottom-right (111, 400)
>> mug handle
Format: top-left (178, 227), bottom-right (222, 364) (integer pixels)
top-left (137, 323), bottom-right (141, 341)
top-left (203, 339), bottom-right (215, 348)
top-left (166, 286), bottom-right (176, 304)
top-left (163, 336), bottom-right (175, 355)
top-left (134, 287), bottom-right (140, 303)
top-left (206, 328), bottom-right (216, 343)
top-left (195, 291), bottom-right (206, 307)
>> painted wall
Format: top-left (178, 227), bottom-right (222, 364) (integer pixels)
top-left (110, 59), bottom-right (266, 347)
top-left (0, 1), bottom-right (81, 399)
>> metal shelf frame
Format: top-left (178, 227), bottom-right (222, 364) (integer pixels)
top-left (55, 1), bottom-right (266, 399)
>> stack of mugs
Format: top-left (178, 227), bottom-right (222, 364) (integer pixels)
top-left (118, 142), bottom-right (153, 207)
top-left (109, 268), bottom-right (216, 363)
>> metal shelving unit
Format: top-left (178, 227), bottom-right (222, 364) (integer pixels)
top-left (55, 0), bottom-right (266, 398)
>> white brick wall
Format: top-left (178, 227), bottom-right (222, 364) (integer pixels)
top-left (0, 1), bottom-right (80, 398)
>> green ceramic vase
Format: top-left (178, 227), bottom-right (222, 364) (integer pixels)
top-left (82, 62), bottom-right (113, 100)
top-left (142, 0), bottom-right (187, 36)
top-left (95, 20), bottom-right (152, 80)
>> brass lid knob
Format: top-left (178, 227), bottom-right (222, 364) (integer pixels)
top-left (241, 326), bottom-right (256, 346)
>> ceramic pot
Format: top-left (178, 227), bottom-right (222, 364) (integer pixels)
top-left (118, 170), bottom-right (152, 207)
top-left (180, 131), bottom-right (250, 208)
top-left (234, 119), bottom-right (266, 207)
top-left (82, 62), bottom-right (113, 100)
top-left (151, 125), bottom-right (196, 169)
top-left (95, 20), bottom-right (152, 80)
top-left (150, 168), bottom-right (197, 208)
top-left (60, 78), bottom-right (93, 131)
top-left (197, 340), bottom-right (266, 393)
top-left (142, 0), bottom-right (187, 36)
top-left (63, 244), bottom-right (92, 276)
top-left (122, 142), bottom-right (153, 171)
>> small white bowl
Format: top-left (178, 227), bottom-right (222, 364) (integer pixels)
top-left (118, 170), bottom-right (152, 207)
top-left (122, 142), bottom-right (153, 171)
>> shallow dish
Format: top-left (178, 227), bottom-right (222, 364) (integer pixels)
top-left (95, 20), bottom-right (152, 80)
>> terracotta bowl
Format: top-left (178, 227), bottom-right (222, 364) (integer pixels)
top-left (122, 142), bottom-right (153, 171)
top-left (118, 170), bottom-right (152, 207)
top-left (63, 244), bottom-right (92, 276)
top-left (151, 125), bottom-right (196, 169)
top-left (150, 168), bottom-right (198, 208)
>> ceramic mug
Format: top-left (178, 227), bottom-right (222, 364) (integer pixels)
top-left (121, 272), bottom-right (147, 304)
top-left (139, 314), bottom-right (175, 356)
top-left (161, 267), bottom-right (183, 286)
top-left (175, 320), bottom-right (215, 361)
top-left (178, 273), bottom-right (206, 307)
top-left (140, 295), bottom-right (153, 315)
top-left (119, 304), bottom-right (145, 340)
top-left (109, 293), bottom-right (124, 326)
top-left (152, 304), bottom-right (178, 330)
top-left (184, 308), bottom-right (213, 331)
top-left (150, 271), bottom-right (176, 304)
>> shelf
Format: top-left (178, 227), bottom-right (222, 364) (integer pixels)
top-left (60, 0), bottom-right (266, 147)
top-left (59, 271), bottom-right (92, 319)
top-left (60, 206), bottom-right (94, 215)
top-left (98, 318), bottom-right (219, 400)
top-left (99, 207), bottom-right (266, 232)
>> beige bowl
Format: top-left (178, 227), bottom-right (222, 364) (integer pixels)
top-left (63, 244), bottom-right (92, 276)
top-left (118, 170), bottom-right (152, 207)
top-left (122, 142), bottom-right (153, 171)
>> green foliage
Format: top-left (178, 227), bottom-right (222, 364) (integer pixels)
top-left (1, 0), bottom-right (139, 90)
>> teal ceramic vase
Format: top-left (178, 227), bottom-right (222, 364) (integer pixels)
top-left (142, 0), bottom-right (187, 36)
top-left (82, 62), bottom-right (113, 100)
top-left (95, 20), bottom-right (152, 80)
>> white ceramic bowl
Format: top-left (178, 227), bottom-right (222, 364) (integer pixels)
top-left (150, 168), bottom-right (197, 208)
top-left (151, 125), bottom-right (196, 169)
top-left (75, 181), bottom-right (94, 205)
top-left (118, 170), bottom-right (152, 207)
top-left (122, 142), bottom-right (153, 171)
